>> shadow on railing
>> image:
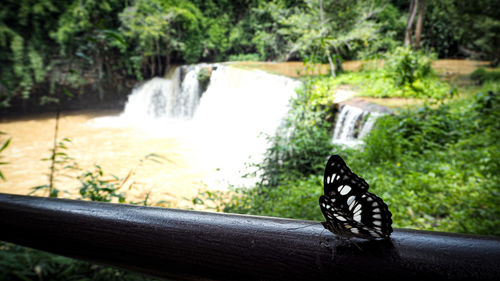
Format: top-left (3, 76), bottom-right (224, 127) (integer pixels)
top-left (0, 193), bottom-right (499, 280)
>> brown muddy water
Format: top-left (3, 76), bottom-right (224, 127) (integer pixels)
top-left (0, 109), bottom-right (211, 208)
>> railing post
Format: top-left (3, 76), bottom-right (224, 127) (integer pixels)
top-left (0, 193), bottom-right (499, 280)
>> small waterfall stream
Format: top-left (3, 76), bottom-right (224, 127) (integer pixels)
top-left (332, 104), bottom-right (384, 147)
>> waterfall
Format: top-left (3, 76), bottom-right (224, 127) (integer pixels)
top-left (191, 65), bottom-right (302, 187)
top-left (121, 64), bottom-right (203, 121)
top-left (92, 64), bottom-right (301, 189)
top-left (332, 104), bottom-right (383, 147)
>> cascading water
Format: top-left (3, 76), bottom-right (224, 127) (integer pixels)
top-left (92, 64), bottom-right (301, 189)
top-left (191, 65), bottom-right (302, 187)
top-left (121, 65), bottom-right (202, 121)
top-left (332, 104), bottom-right (383, 147)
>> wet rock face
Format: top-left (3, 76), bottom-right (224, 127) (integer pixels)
top-left (338, 98), bottom-right (393, 115)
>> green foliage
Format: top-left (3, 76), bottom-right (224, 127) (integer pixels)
top-left (197, 67), bottom-right (212, 92)
top-left (32, 138), bottom-right (79, 198)
top-left (324, 49), bottom-right (453, 98)
top-left (0, 132), bottom-right (10, 181)
top-left (254, 79), bottom-right (334, 187)
top-left (228, 53), bottom-right (261, 61)
top-left (2, 0), bottom-right (499, 109)
top-left (78, 165), bottom-right (125, 203)
top-left (470, 67), bottom-right (500, 85)
top-left (376, 47), bottom-right (451, 98)
top-left (384, 47), bottom-right (434, 86)
top-left (354, 85), bottom-right (500, 235)
top-left (277, 0), bottom-right (397, 68)
top-left (0, 0), bottom-right (66, 105)
top-left (217, 78), bottom-right (500, 237)
top-left (120, 0), bottom-right (204, 77)
top-left (222, 175), bottom-right (324, 220)
top-left (0, 242), bottom-right (160, 281)
top-left (420, 0), bottom-right (461, 58)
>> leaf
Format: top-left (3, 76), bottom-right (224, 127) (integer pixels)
top-left (0, 138), bottom-right (11, 153)
top-left (63, 89), bottom-right (74, 98)
top-left (102, 29), bottom-right (129, 48)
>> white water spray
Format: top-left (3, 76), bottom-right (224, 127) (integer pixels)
top-left (92, 64), bottom-right (301, 189)
top-left (121, 65), bottom-right (203, 121)
top-left (332, 104), bottom-right (383, 147)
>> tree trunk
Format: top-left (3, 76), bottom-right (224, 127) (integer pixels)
top-left (95, 53), bottom-right (104, 100)
top-left (165, 43), bottom-right (170, 73)
top-left (413, 0), bottom-right (426, 49)
top-left (156, 39), bottom-right (162, 76)
top-left (335, 56), bottom-right (344, 73)
top-left (327, 54), bottom-right (335, 78)
top-left (319, 0), bottom-right (336, 78)
top-left (150, 56), bottom-right (155, 78)
top-left (404, 0), bottom-right (418, 47)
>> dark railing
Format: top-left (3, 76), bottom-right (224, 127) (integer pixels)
top-left (0, 193), bottom-right (499, 280)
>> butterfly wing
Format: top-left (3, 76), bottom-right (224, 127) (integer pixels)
top-left (356, 192), bottom-right (393, 238)
top-left (320, 155), bottom-right (393, 239)
top-left (319, 192), bottom-right (392, 239)
top-left (324, 155), bottom-right (369, 197)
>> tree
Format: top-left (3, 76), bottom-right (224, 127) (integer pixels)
top-left (0, 0), bottom-right (71, 107)
top-left (51, 0), bottom-right (128, 99)
top-left (404, 0), bottom-right (426, 49)
top-left (284, 0), bottom-right (385, 76)
top-left (120, 0), bottom-right (204, 78)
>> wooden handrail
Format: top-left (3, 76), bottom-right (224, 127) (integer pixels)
top-left (0, 193), bottom-right (499, 280)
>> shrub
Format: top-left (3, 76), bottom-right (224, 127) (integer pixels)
top-left (384, 47), bottom-right (435, 86)
top-left (470, 67), bottom-right (500, 85)
top-left (227, 53), bottom-right (261, 61)
top-left (220, 80), bottom-right (500, 236)
top-left (254, 78), bottom-right (334, 187)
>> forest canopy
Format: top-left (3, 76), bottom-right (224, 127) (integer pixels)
top-left (1, 0), bottom-right (499, 109)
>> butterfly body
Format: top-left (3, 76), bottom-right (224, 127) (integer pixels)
top-left (319, 155), bottom-right (393, 239)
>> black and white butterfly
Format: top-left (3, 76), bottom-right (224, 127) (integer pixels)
top-left (319, 155), bottom-right (393, 239)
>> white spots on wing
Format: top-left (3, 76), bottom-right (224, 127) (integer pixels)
top-left (338, 185), bottom-right (351, 195)
top-left (353, 214), bottom-right (362, 222)
top-left (330, 198), bottom-right (336, 203)
top-left (335, 215), bottom-right (346, 221)
top-left (347, 196), bottom-right (355, 207)
top-left (329, 173), bottom-right (337, 183)
top-left (373, 220), bottom-right (382, 226)
top-left (366, 197), bottom-right (373, 202)
top-left (369, 230), bottom-right (378, 237)
top-left (373, 208), bottom-right (380, 213)
top-left (372, 202), bottom-right (378, 207)
top-left (373, 214), bottom-right (381, 219)
top-left (326, 176), bottom-right (330, 183)
top-left (351, 228), bottom-right (359, 234)
top-left (353, 204), bottom-right (362, 215)
top-left (325, 204), bottom-right (331, 209)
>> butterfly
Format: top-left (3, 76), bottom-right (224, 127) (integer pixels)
top-left (319, 155), bottom-right (393, 239)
